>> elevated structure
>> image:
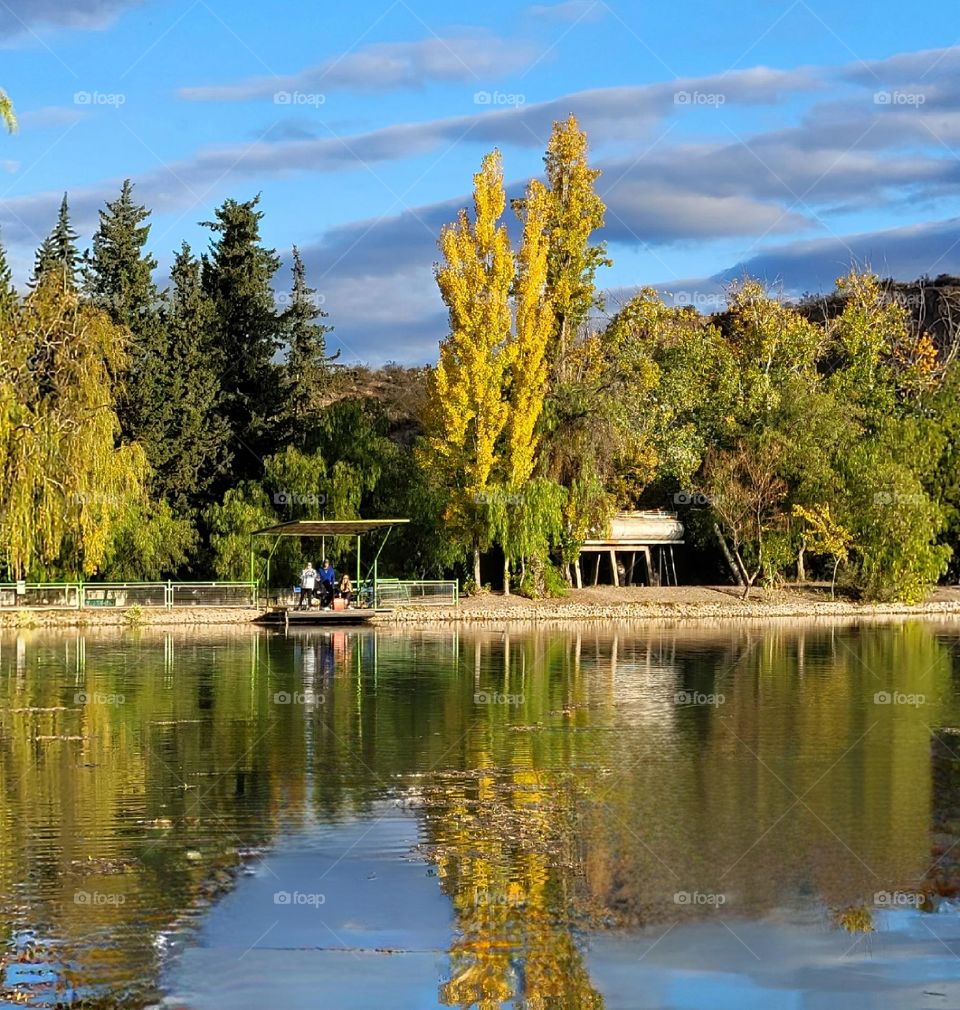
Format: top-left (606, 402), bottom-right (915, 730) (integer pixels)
top-left (579, 510), bottom-right (684, 587)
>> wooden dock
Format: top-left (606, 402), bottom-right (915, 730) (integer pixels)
top-left (255, 607), bottom-right (388, 627)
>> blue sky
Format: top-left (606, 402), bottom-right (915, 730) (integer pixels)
top-left (2, 0), bottom-right (959, 363)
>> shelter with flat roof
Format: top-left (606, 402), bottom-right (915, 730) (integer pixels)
top-left (249, 519), bottom-right (410, 622)
top-left (579, 510), bottom-right (684, 587)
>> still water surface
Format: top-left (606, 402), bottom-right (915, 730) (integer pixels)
top-left (1, 621), bottom-right (960, 1008)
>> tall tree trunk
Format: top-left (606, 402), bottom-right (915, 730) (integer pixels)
top-left (574, 557), bottom-right (583, 588)
top-left (503, 556), bottom-right (511, 596)
top-left (473, 546), bottom-right (481, 589)
top-left (831, 557), bottom-right (839, 600)
top-left (796, 542), bottom-right (806, 583)
top-left (714, 524), bottom-right (744, 586)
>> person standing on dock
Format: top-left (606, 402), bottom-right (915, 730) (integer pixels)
top-left (318, 559), bottom-right (336, 609)
top-left (299, 561), bottom-right (317, 610)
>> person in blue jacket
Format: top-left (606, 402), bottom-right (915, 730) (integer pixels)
top-left (318, 559), bottom-right (336, 609)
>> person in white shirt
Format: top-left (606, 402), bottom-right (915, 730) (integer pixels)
top-left (299, 562), bottom-right (317, 610)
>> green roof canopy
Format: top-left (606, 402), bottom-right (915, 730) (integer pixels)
top-left (250, 519), bottom-right (410, 538)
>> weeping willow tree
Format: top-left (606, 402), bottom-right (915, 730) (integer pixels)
top-left (0, 90), bottom-right (15, 133)
top-left (0, 277), bottom-right (188, 579)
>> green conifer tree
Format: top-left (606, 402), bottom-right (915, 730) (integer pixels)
top-left (283, 245), bottom-right (337, 442)
top-left (201, 195), bottom-right (282, 478)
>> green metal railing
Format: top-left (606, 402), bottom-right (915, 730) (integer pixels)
top-left (0, 582), bottom-right (259, 610)
top-left (372, 580), bottom-right (459, 608)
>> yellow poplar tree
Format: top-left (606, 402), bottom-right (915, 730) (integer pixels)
top-left (542, 114), bottom-right (608, 370)
top-left (421, 150), bottom-right (515, 587)
top-left (0, 90), bottom-right (15, 133)
top-left (505, 179), bottom-right (553, 488)
top-left (497, 179), bottom-right (558, 593)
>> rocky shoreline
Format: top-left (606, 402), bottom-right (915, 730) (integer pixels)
top-left (4, 586), bottom-right (960, 628)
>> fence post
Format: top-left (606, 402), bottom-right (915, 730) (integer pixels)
top-left (166, 580), bottom-right (173, 609)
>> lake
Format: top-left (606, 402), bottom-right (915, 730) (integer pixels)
top-left (1, 620), bottom-right (960, 1009)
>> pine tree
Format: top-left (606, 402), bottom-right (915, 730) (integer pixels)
top-left (32, 194), bottom-right (79, 290)
top-left (84, 180), bottom-right (165, 449)
top-left (0, 235), bottom-right (17, 328)
top-left (283, 245), bottom-right (336, 442)
top-left (201, 195), bottom-right (282, 478)
top-left (85, 179), bottom-right (159, 330)
top-left (156, 243), bottom-right (231, 515)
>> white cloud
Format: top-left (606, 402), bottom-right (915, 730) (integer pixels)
top-left (527, 1), bottom-right (608, 22)
top-left (0, 0), bottom-right (143, 36)
top-left (179, 33), bottom-right (542, 102)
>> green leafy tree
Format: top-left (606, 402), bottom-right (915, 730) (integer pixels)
top-left (792, 504), bottom-right (853, 598)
